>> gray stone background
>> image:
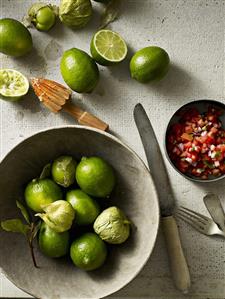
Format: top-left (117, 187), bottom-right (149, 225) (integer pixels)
top-left (0, 0), bottom-right (225, 298)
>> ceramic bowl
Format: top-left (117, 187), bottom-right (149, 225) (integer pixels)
top-left (165, 99), bottom-right (225, 182)
top-left (0, 126), bottom-right (160, 299)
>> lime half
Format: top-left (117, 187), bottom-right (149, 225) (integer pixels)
top-left (0, 69), bottom-right (29, 101)
top-left (90, 29), bottom-right (127, 66)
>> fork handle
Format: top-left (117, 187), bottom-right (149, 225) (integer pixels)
top-left (162, 215), bottom-right (191, 294)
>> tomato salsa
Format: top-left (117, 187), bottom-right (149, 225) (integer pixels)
top-left (167, 106), bottom-right (225, 179)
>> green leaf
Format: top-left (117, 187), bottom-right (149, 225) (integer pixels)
top-left (1, 219), bottom-right (29, 235)
top-left (32, 220), bottom-right (42, 239)
top-left (40, 163), bottom-right (52, 179)
top-left (16, 200), bottom-right (30, 224)
top-left (99, 0), bottom-right (121, 29)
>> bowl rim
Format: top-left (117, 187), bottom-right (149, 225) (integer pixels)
top-left (164, 99), bottom-right (225, 183)
top-left (0, 124), bottom-right (160, 299)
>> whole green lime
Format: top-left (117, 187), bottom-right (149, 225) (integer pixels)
top-left (52, 156), bottom-right (77, 187)
top-left (76, 157), bottom-right (115, 198)
top-left (0, 18), bottom-right (33, 57)
top-left (70, 233), bottom-right (107, 271)
top-left (130, 46), bottom-right (170, 83)
top-left (25, 178), bottom-right (63, 212)
top-left (39, 222), bottom-right (69, 258)
top-left (66, 189), bottom-right (100, 225)
top-left (60, 48), bottom-right (99, 93)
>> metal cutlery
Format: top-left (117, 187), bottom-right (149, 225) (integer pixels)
top-left (134, 103), bottom-right (191, 294)
top-left (203, 193), bottom-right (225, 232)
top-left (176, 206), bottom-right (225, 237)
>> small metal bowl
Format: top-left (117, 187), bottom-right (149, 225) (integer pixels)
top-left (165, 99), bottom-right (225, 183)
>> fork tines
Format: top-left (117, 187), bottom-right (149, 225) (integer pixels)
top-left (176, 206), bottom-right (209, 233)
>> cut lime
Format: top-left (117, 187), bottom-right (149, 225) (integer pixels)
top-left (0, 69), bottom-right (29, 101)
top-left (90, 29), bottom-right (127, 66)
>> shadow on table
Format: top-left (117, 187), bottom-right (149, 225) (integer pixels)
top-left (148, 63), bottom-right (194, 97)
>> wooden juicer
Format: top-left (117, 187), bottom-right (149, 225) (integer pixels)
top-left (31, 78), bottom-right (109, 131)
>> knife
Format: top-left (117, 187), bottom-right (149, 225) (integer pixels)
top-left (134, 103), bottom-right (191, 294)
top-left (203, 193), bottom-right (225, 231)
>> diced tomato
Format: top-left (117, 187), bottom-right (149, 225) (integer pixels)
top-left (181, 133), bottom-right (193, 141)
top-left (167, 106), bottom-right (225, 179)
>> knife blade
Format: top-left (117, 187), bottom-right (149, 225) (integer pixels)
top-left (203, 193), bottom-right (225, 231)
top-left (133, 104), bottom-right (174, 216)
top-left (134, 103), bottom-right (191, 294)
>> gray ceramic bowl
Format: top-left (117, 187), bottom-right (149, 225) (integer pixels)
top-left (165, 99), bottom-right (225, 183)
top-left (0, 126), bottom-right (160, 299)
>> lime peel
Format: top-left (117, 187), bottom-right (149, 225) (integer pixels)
top-left (0, 69), bottom-right (29, 101)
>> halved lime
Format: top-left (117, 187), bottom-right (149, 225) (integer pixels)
top-left (90, 29), bottom-right (127, 66)
top-left (0, 69), bottom-right (29, 101)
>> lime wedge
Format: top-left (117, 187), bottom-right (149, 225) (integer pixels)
top-left (90, 29), bottom-right (127, 66)
top-left (0, 69), bottom-right (29, 101)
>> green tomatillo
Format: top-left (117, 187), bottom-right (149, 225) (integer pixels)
top-left (94, 206), bottom-right (131, 244)
top-left (28, 3), bottom-right (57, 31)
top-left (35, 200), bottom-right (75, 232)
top-left (52, 156), bottom-right (77, 188)
top-left (59, 0), bottom-right (92, 29)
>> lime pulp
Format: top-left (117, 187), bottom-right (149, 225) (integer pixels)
top-left (0, 69), bottom-right (29, 101)
top-left (90, 30), bottom-right (127, 66)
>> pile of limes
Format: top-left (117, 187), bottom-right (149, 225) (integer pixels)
top-left (24, 155), bottom-right (130, 271)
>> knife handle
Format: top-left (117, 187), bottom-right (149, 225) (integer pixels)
top-left (162, 215), bottom-right (191, 294)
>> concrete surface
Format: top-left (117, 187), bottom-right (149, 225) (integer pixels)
top-left (0, 0), bottom-right (225, 298)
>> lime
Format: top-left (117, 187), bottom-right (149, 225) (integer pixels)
top-left (76, 157), bottom-right (116, 198)
top-left (66, 189), bottom-right (100, 225)
top-left (0, 18), bottom-right (32, 57)
top-left (25, 178), bottom-right (63, 212)
top-left (90, 29), bottom-right (127, 66)
top-left (39, 222), bottom-right (69, 258)
top-left (0, 69), bottom-right (29, 101)
top-left (52, 156), bottom-right (77, 187)
top-left (70, 233), bottom-right (107, 271)
top-left (60, 48), bottom-right (99, 93)
top-left (129, 46), bottom-right (170, 83)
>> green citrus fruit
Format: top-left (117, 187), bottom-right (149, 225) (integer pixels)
top-left (39, 222), bottom-right (69, 258)
top-left (0, 18), bottom-right (33, 57)
top-left (66, 189), bottom-right (100, 225)
top-left (0, 69), bottom-right (29, 101)
top-left (52, 156), bottom-right (77, 187)
top-left (25, 178), bottom-right (63, 212)
top-left (90, 29), bottom-right (127, 66)
top-left (60, 48), bottom-right (99, 93)
top-left (76, 157), bottom-right (115, 198)
top-left (129, 46), bottom-right (170, 83)
top-left (70, 233), bottom-right (107, 270)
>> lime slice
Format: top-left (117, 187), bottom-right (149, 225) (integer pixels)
top-left (90, 29), bottom-right (127, 66)
top-left (0, 69), bottom-right (29, 101)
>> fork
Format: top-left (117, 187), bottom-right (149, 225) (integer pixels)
top-left (176, 206), bottom-right (225, 237)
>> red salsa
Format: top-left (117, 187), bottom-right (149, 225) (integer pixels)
top-left (167, 106), bottom-right (225, 179)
